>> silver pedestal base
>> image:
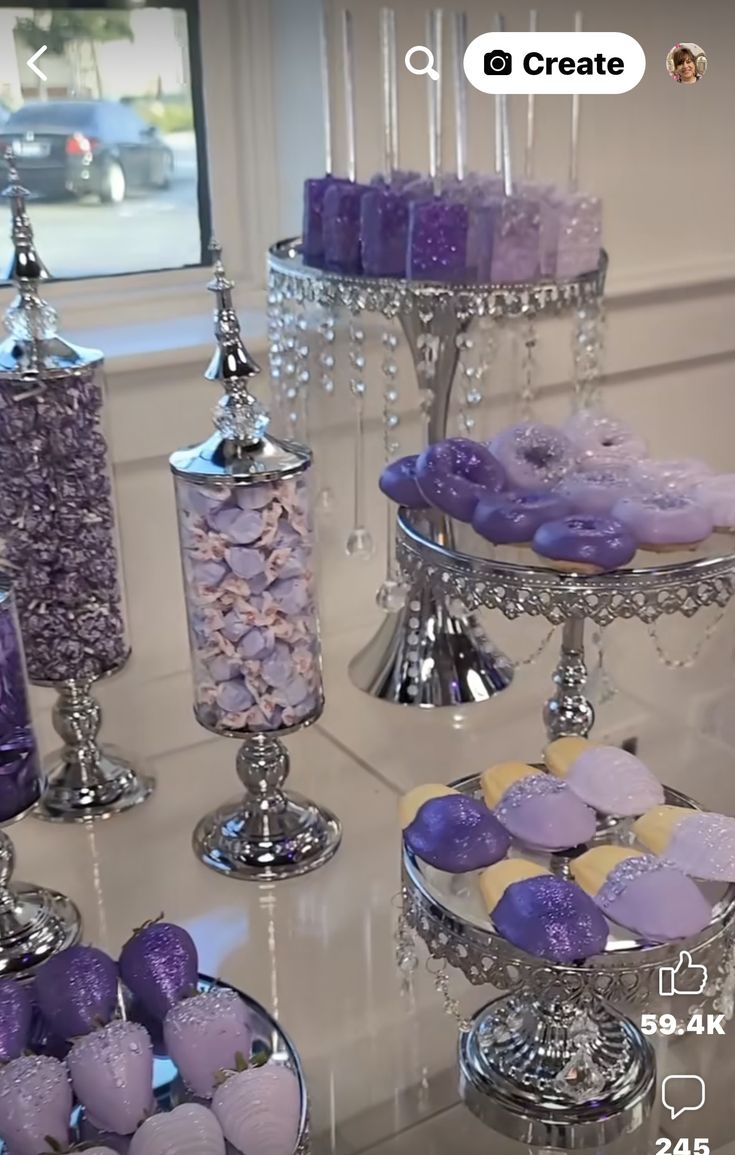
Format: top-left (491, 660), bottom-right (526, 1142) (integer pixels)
top-left (349, 580), bottom-right (513, 707)
top-left (36, 745), bottom-right (155, 823)
top-left (0, 881), bottom-right (81, 978)
top-left (459, 996), bottom-right (656, 1150)
top-left (194, 790), bottom-right (342, 881)
top-left (193, 732), bottom-right (341, 882)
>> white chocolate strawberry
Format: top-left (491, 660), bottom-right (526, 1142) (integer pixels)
top-left (129, 1103), bottom-right (225, 1155)
top-left (212, 1063), bottom-right (301, 1155)
top-left (0, 1054), bottom-right (71, 1155)
top-left (67, 1019), bottom-right (154, 1135)
top-left (163, 988), bottom-right (253, 1099)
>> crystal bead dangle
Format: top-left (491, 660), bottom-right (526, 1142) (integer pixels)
top-left (315, 307), bottom-right (338, 514)
top-left (345, 317), bottom-right (374, 560)
top-left (572, 299), bottom-right (605, 410)
top-left (518, 311), bottom-right (538, 419)
top-left (376, 324), bottom-right (408, 612)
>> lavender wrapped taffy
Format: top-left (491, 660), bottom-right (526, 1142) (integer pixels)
top-left (0, 583), bottom-right (44, 820)
top-left (175, 474), bottom-right (323, 735)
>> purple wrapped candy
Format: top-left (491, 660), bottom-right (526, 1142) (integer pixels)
top-left (0, 590), bottom-right (44, 821)
top-left (0, 370), bottom-right (128, 684)
top-left (472, 492), bottom-right (571, 545)
top-left (416, 437), bottom-right (506, 522)
top-left (408, 198), bottom-right (470, 283)
top-left (379, 455), bottom-right (430, 509)
top-left (404, 794), bottom-right (510, 872)
top-left (492, 875), bottom-right (609, 963)
top-left (532, 515), bottom-right (638, 573)
top-left (323, 181), bottom-right (371, 273)
top-left (175, 474), bottom-right (323, 735)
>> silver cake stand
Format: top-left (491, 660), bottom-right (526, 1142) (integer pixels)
top-left (397, 508), bottom-right (735, 740)
top-left (400, 774), bottom-right (735, 1150)
top-left (267, 240), bottom-right (607, 710)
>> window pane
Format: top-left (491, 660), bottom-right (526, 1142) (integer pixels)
top-left (0, 0), bottom-right (209, 279)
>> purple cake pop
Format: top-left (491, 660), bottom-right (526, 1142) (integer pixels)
top-left (416, 438), bottom-right (506, 522)
top-left (472, 492), bottom-right (572, 545)
top-left (492, 874), bottom-right (608, 963)
top-left (323, 181), bottom-right (371, 273)
top-left (491, 196), bottom-right (542, 284)
top-left (302, 176), bottom-right (349, 265)
top-left (379, 455), bottom-right (430, 508)
top-left (403, 793), bottom-right (510, 872)
top-left (361, 186), bottom-right (411, 277)
top-left (408, 198), bottom-right (470, 282)
top-left (0, 596), bottom-right (44, 821)
top-left (573, 849), bottom-right (712, 942)
top-left (532, 515), bottom-right (638, 573)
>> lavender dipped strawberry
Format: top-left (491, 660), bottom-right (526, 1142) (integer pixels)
top-left (0, 979), bottom-right (32, 1062)
top-left (129, 1103), bottom-right (226, 1155)
top-left (34, 945), bottom-right (119, 1039)
top-left (163, 987), bottom-right (254, 1100)
top-left (0, 1054), bottom-right (72, 1155)
top-left (119, 918), bottom-right (198, 1021)
top-left (212, 1057), bottom-right (301, 1155)
top-left (67, 1019), bottom-right (154, 1135)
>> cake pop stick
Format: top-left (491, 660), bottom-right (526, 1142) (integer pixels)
top-left (408, 8), bottom-right (470, 281)
top-left (323, 8), bottom-right (371, 272)
top-left (380, 7), bottom-right (396, 179)
top-left (490, 66), bottom-right (542, 283)
top-left (569, 10), bottom-right (583, 193)
top-left (493, 13), bottom-right (504, 176)
top-left (524, 9), bottom-right (538, 179)
top-left (452, 11), bottom-right (468, 183)
top-left (302, 0), bottom-right (345, 263)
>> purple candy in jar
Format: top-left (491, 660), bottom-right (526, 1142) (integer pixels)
top-left (0, 583), bottom-right (43, 822)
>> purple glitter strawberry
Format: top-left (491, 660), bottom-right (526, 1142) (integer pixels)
top-left (0, 1054), bottom-right (72, 1155)
top-left (212, 1060), bottom-right (301, 1155)
top-left (129, 1102), bottom-right (226, 1155)
top-left (34, 945), bottom-right (119, 1040)
top-left (119, 918), bottom-right (199, 1021)
top-left (67, 1019), bottom-right (154, 1134)
top-left (163, 987), bottom-right (254, 1099)
top-left (0, 979), bottom-right (32, 1062)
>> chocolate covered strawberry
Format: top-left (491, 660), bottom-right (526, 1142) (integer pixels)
top-left (67, 1019), bottom-right (154, 1135)
top-left (163, 988), bottom-right (253, 1099)
top-left (212, 1061), bottom-right (301, 1155)
top-left (0, 1054), bottom-right (72, 1155)
top-left (0, 979), bottom-right (32, 1062)
top-left (119, 919), bottom-right (198, 1021)
top-left (34, 945), bottom-right (119, 1039)
top-left (128, 1103), bottom-right (225, 1155)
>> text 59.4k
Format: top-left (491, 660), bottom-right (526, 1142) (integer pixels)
top-left (641, 1012), bottom-right (725, 1036)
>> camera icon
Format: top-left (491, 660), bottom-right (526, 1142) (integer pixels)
top-left (484, 48), bottom-right (512, 76)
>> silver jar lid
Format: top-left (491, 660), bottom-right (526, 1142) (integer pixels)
top-left (169, 242), bottom-right (310, 487)
top-left (0, 149), bottom-right (103, 382)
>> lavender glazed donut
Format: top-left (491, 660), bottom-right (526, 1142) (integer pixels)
top-left (563, 409), bottom-right (647, 470)
top-left (611, 492), bottom-right (714, 551)
top-left (692, 474), bottom-right (735, 532)
top-left (532, 515), bottom-right (637, 574)
top-left (560, 467), bottom-right (638, 516)
top-left (379, 455), bottom-right (429, 509)
top-left (489, 423), bottom-right (577, 492)
top-left (632, 458), bottom-right (713, 495)
top-left (415, 437), bottom-right (506, 522)
top-left (472, 492), bottom-right (571, 545)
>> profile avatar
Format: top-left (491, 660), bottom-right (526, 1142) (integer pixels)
top-left (667, 43), bottom-right (707, 85)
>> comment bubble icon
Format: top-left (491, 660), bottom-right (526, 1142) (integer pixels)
top-left (661, 1075), bottom-right (706, 1121)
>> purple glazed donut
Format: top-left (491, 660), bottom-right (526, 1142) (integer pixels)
top-left (560, 467), bottom-right (638, 516)
top-left (611, 492), bottom-right (713, 550)
top-left (489, 423), bottom-right (577, 492)
top-left (532, 515), bottom-right (638, 573)
top-left (379, 455), bottom-right (429, 509)
top-left (472, 492), bottom-right (572, 545)
top-left (563, 409), bottom-right (648, 470)
top-left (415, 438), bottom-right (506, 522)
top-left (632, 458), bottom-right (713, 495)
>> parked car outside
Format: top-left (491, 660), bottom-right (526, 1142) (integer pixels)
top-left (0, 99), bottom-right (174, 204)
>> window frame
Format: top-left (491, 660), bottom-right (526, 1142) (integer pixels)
top-left (0, 0), bottom-right (279, 330)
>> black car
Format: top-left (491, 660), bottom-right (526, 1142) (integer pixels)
top-left (0, 99), bottom-right (174, 204)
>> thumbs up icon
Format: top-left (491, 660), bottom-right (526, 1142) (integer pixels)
top-left (658, 951), bottom-right (708, 997)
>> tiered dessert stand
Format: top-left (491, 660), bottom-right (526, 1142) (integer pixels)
top-left (267, 240), bottom-right (607, 708)
top-left (399, 774), bottom-right (735, 1149)
top-left (396, 509), bottom-right (735, 739)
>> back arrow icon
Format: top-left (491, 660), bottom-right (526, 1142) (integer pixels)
top-left (27, 46), bottom-right (48, 81)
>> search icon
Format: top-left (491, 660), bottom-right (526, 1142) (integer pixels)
top-left (405, 45), bottom-right (440, 80)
